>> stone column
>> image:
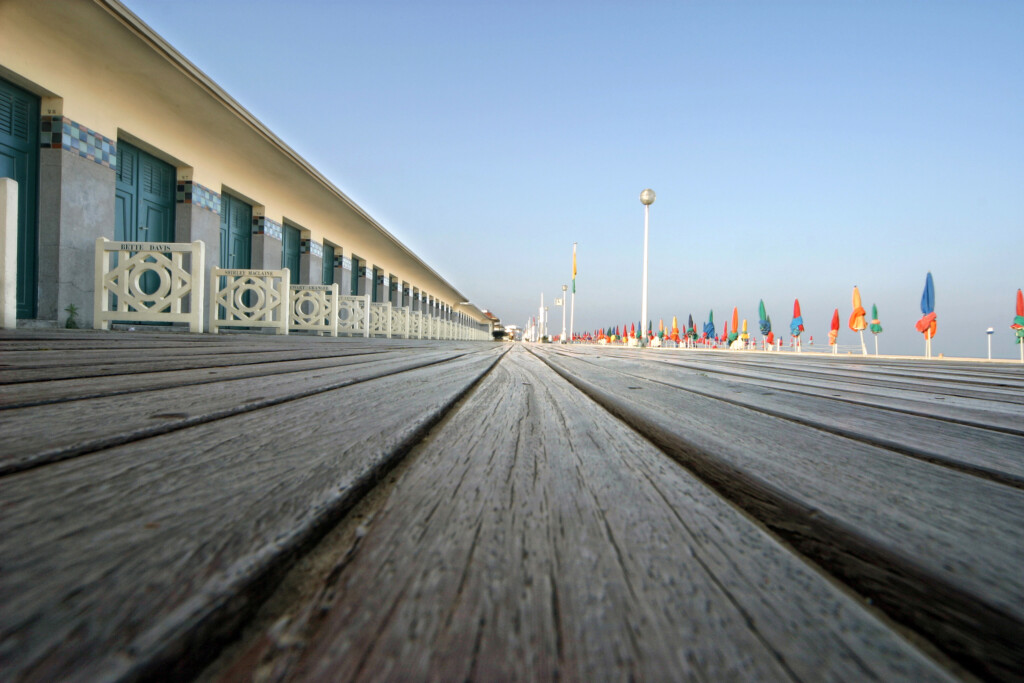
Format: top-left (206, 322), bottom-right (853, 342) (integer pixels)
top-left (251, 215), bottom-right (282, 270)
top-left (336, 253), bottom-right (352, 295)
top-left (37, 141), bottom-right (116, 327)
top-left (355, 260), bottom-right (371, 297)
top-left (174, 179), bottom-right (221, 316)
top-left (300, 238), bottom-right (323, 285)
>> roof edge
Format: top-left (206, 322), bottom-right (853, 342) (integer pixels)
top-left (93, 0), bottom-right (471, 306)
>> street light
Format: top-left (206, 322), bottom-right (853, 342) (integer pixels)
top-left (987, 327), bottom-right (994, 360)
top-left (639, 189), bottom-right (656, 342)
top-left (561, 284), bottom-right (568, 343)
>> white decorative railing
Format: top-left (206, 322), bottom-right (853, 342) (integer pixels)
top-left (290, 283), bottom-right (338, 336)
top-left (337, 294), bottom-right (370, 337)
top-left (369, 301), bottom-right (392, 338)
top-left (391, 306), bottom-right (409, 339)
top-left (94, 237), bottom-right (205, 332)
top-left (410, 310), bottom-right (423, 339)
top-left (427, 315), bottom-right (437, 340)
top-left (210, 267), bottom-right (289, 335)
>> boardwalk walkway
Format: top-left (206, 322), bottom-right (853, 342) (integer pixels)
top-left (1, 330), bottom-right (1023, 681)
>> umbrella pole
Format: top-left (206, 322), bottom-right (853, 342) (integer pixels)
top-left (859, 330), bottom-right (867, 355)
top-left (874, 335), bottom-right (878, 356)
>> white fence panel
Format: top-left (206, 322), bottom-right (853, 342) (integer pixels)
top-left (410, 310), bottom-right (423, 339)
top-left (93, 237), bottom-right (205, 332)
top-left (290, 283), bottom-right (339, 336)
top-left (337, 294), bottom-right (370, 337)
top-left (369, 301), bottom-right (392, 338)
top-left (391, 306), bottom-right (409, 339)
top-left (210, 267), bottom-right (289, 334)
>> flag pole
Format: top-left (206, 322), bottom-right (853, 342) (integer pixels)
top-left (570, 242), bottom-right (577, 343)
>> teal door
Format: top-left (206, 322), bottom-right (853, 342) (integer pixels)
top-left (322, 244), bottom-right (334, 286)
top-left (219, 193), bottom-right (251, 269)
top-left (1, 78), bottom-right (40, 318)
top-left (282, 224), bottom-right (299, 284)
top-left (115, 141), bottom-right (175, 243)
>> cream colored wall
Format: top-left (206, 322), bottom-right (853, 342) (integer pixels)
top-left (0, 0), bottom-right (488, 323)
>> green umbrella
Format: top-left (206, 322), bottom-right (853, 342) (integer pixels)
top-left (869, 303), bottom-right (883, 355)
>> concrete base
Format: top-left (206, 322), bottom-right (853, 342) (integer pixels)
top-left (37, 148), bottom-right (116, 328)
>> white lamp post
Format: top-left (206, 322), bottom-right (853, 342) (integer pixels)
top-left (639, 189), bottom-right (656, 342)
top-left (987, 327), bottom-right (994, 360)
top-left (561, 284), bottom-right (568, 343)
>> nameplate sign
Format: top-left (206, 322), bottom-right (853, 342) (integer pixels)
top-left (341, 257), bottom-right (352, 270)
top-left (116, 242), bottom-right (172, 252)
top-left (298, 285), bottom-right (333, 291)
top-left (220, 269), bottom-right (277, 277)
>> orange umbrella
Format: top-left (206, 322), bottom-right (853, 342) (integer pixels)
top-left (728, 307), bottom-right (739, 343)
top-left (849, 286), bottom-right (868, 354)
top-left (829, 308), bottom-right (840, 352)
top-left (670, 316), bottom-right (681, 343)
top-left (849, 287), bottom-right (867, 331)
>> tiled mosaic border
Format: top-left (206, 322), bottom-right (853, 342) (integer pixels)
top-left (40, 116), bottom-right (116, 169)
top-left (300, 239), bottom-right (324, 259)
top-left (252, 216), bottom-right (283, 241)
top-left (176, 181), bottom-right (221, 214)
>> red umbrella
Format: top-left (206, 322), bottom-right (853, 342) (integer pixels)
top-left (1012, 289), bottom-right (1024, 361)
top-left (829, 308), bottom-right (840, 352)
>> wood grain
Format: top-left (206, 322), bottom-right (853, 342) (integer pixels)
top-left (532, 344), bottom-right (1024, 680)
top-left (260, 347), bottom-right (953, 682)
top-left (0, 346), bottom-right (504, 681)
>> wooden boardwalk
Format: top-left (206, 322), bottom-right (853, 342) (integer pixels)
top-left (2, 331), bottom-right (1023, 681)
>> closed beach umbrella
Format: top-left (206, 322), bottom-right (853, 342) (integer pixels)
top-left (721, 321), bottom-right (729, 343)
top-left (829, 308), bottom-right (840, 353)
top-left (1012, 289), bottom-right (1024, 361)
top-left (915, 272), bottom-right (937, 357)
top-left (869, 303), bottom-right (883, 355)
top-left (790, 298), bottom-right (805, 352)
top-left (741, 318), bottom-right (749, 342)
top-left (758, 299), bottom-right (772, 340)
top-left (703, 310), bottom-right (716, 341)
top-left (850, 286), bottom-right (868, 354)
top-left (728, 307), bottom-right (739, 343)
top-left (671, 316), bottom-right (681, 343)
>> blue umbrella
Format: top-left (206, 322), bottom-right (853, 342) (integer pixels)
top-left (915, 272), bottom-right (937, 358)
top-left (921, 272), bottom-right (935, 316)
top-left (703, 310), bottom-right (716, 340)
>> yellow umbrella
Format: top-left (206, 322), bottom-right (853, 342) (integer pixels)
top-left (849, 286), bottom-right (868, 354)
top-left (740, 318), bottom-right (749, 343)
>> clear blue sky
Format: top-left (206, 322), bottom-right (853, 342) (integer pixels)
top-left (125, 0), bottom-right (1024, 358)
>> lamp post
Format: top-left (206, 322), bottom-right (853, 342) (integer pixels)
top-left (561, 284), bottom-right (568, 343)
top-left (987, 327), bottom-right (994, 360)
top-left (639, 189), bottom-right (656, 341)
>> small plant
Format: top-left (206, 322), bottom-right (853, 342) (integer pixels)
top-left (64, 303), bottom-right (79, 329)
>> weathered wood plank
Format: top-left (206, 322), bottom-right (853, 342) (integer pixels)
top-left (250, 347), bottom-right (953, 682)
top-left (532, 345), bottom-right (1024, 680)
top-left (547, 350), bottom-right (1024, 486)
top-left (0, 346), bottom-right (505, 681)
top-left (0, 339), bottom-right (481, 384)
top-left (581, 348), bottom-right (1024, 432)
top-left (0, 349), bottom-right (471, 475)
top-left (0, 349), bottom-right (408, 408)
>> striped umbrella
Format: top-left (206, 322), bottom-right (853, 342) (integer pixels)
top-left (728, 307), bottom-right (739, 343)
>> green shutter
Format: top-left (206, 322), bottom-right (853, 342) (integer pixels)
top-left (0, 78), bottom-right (40, 317)
top-left (322, 244), bottom-right (334, 286)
